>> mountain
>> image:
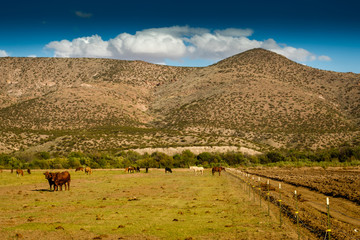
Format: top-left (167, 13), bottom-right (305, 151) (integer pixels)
top-left (0, 48), bottom-right (359, 153)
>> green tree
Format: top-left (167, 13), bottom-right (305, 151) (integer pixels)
top-left (265, 151), bottom-right (285, 163)
top-left (151, 152), bottom-right (173, 168)
top-left (178, 150), bottom-right (197, 167)
top-left (36, 152), bottom-right (51, 160)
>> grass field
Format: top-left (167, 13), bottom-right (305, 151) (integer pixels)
top-left (0, 169), bottom-right (298, 240)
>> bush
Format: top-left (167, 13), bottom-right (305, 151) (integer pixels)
top-left (266, 151), bottom-right (285, 163)
top-left (30, 159), bottom-right (50, 169)
top-left (36, 152), bottom-right (51, 160)
top-left (151, 152), bottom-right (173, 168)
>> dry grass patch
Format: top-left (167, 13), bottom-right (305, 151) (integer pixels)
top-left (1, 169), bottom-right (299, 239)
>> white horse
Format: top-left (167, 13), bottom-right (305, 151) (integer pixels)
top-left (189, 166), bottom-right (204, 175)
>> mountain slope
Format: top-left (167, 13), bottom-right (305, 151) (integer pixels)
top-left (151, 49), bottom-right (359, 148)
top-left (0, 49), bottom-right (359, 152)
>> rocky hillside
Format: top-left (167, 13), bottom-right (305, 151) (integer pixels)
top-left (0, 49), bottom-right (359, 153)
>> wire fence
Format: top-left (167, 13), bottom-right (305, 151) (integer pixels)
top-left (226, 169), bottom-right (360, 240)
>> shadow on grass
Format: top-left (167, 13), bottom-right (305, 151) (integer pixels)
top-left (31, 189), bottom-right (54, 192)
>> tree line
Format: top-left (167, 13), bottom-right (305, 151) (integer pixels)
top-left (0, 145), bottom-right (359, 170)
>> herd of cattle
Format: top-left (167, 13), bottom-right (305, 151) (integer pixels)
top-left (3, 166), bottom-right (226, 191)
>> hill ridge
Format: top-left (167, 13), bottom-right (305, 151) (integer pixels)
top-left (0, 49), bottom-right (359, 153)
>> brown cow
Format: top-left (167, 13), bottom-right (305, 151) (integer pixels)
top-left (16, 169), bottom-right (24, 177)
top-left (75, 167), bottom-right (84, 172)
top-left (43, 171), bottom-right (56, 190)
top-left (85, 167), bottom-right (92, 175)
top-left (51, 171), bottom-right (71, 191)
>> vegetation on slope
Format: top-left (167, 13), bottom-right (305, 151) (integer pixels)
top-left (0, 49), bottom-right (359, 153)
top-left (1, 145), bottom-right (359, 170)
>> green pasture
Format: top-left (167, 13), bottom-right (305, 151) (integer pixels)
top-left (0, 169), bottom-right (293, 239)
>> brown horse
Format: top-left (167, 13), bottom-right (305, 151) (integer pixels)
top-left (85, 167), bottom-right (92, 175)
top-left (212, 167), bottom-right (225, 176)
top-left (75, 167), bottom-right (84, 172)
top-left (16, 169), bottom-right (24, 177)
top-left (125, 167), bottom-right (135, 173)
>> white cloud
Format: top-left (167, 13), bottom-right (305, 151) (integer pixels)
top-left (75, 11), bottom-right (92, 18)
top-left (45, 26), bottom-right (329, 65)
top-left (0, 50), bottom-right (8, 57)
top-left (261, 38), bottom-right (316, 62)
top-left (187, 33), bottom-right (261, 59)
top-left (46, 35), bottom-right (111, 58)
top-left (318, 55), bottom-right (331, 61)
top-left (109, 31), bottom-right (187, 62)
top-left (28, 55), bottom-right (37, 58)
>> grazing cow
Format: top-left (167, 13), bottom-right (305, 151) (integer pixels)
top-left (51, 171), bottom-right (71, 191)
top-left (43, 171), bottom-right (56, 190)
top-left (27, 169), bottom-right (31, 174)
top-left (126, 167), bottom-right (135, 173)
top-left (190, 166), bottom-right (204, 175)
top-left (135, 166), bottom-right (140, 172)
top-left (16, 169), bottom-right (24, 177)
top-left (85, 167), bottom-right (92, 175)
top-left (75, 167), bottom-right (84, 172)
top-left (212, 167), bottom-right (225, 176)
top-left (165, 167), bottom-right (172, 173)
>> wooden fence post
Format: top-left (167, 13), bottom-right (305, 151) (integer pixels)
top-left (279, 183), bottom-right (282, 227)
top-left (327, 197), bottom-right (331, 240)
top-left (267, 179), bottom-right (270, 216)
top-left (258, 177), bottom-right (262, 207)
top-left (295, 190), bottom-right (300, 240)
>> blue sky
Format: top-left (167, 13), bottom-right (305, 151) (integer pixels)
top-left (1, 0), bottom-right (359, 73)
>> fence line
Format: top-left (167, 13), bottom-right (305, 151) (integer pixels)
top-left (226, 169), bottom-right (359, 240)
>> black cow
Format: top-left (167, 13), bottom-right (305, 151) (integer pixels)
top-left (43, 171), bottom-right (56, 190)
